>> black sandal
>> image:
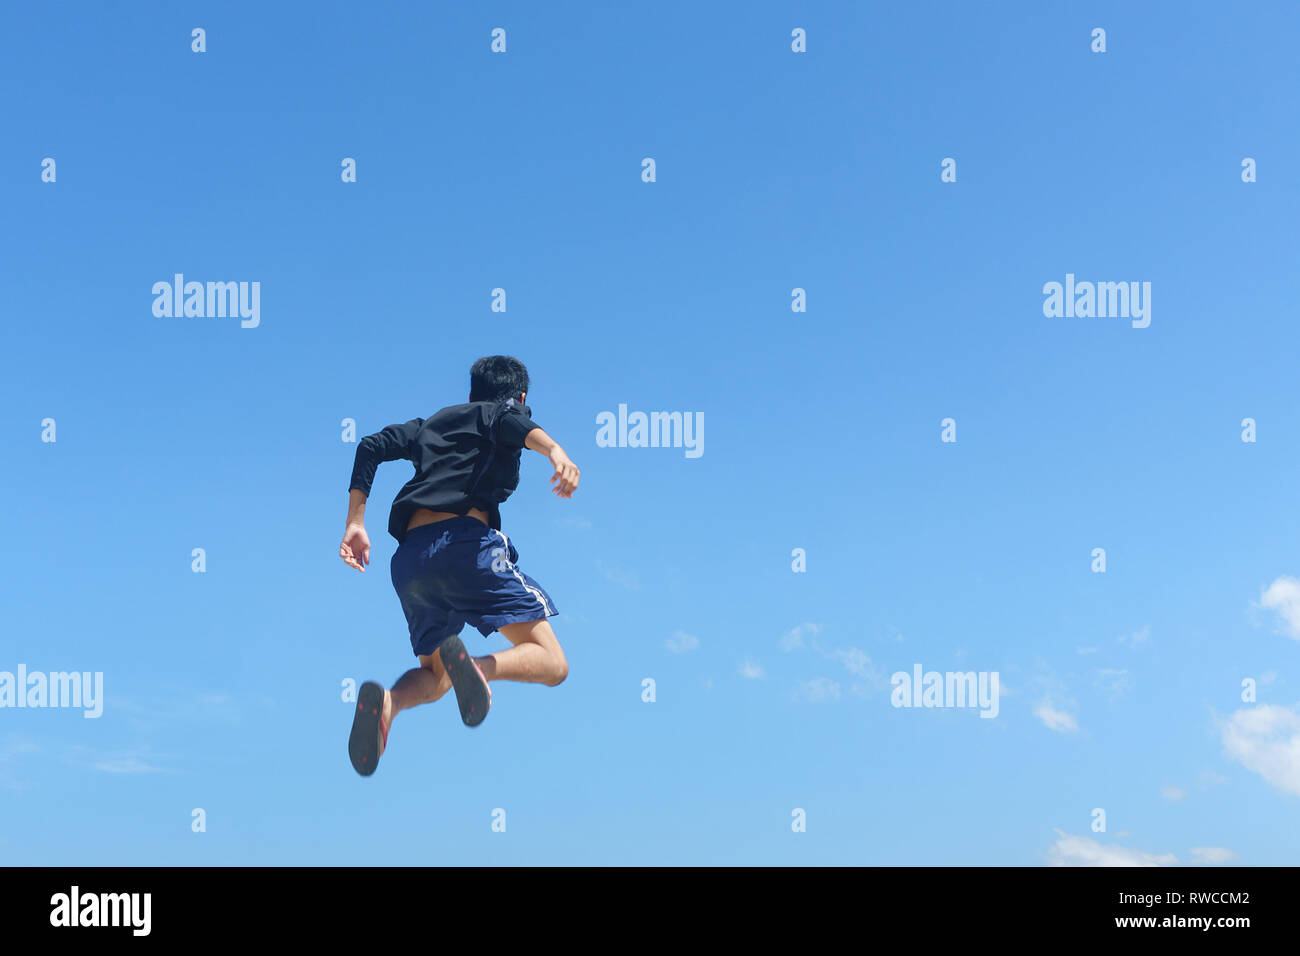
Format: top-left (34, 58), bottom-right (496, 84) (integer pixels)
top-left (348, 681), bottom-right (389, 775)
top-left (439, 634), bottom-right (492, 727)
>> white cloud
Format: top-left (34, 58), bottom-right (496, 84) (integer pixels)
top-left (1259, 576), bottom-right (1300, 638)
top-left (665, 631), bottom-right (700, 654)
top-left (739, 659), bottom-right (764, 680)
top-left (1189, 847), bottom-right (1238, 865)
top-left (1198, 770), bottom-right (1227, 787)
top-left (1117, 625), bottom-right (1150, 647)
top-left (598, 561), bottom-right (640, 591)
top-left (1028, 666), bottom-right (1078, 731)
top-left (793, 678), bottom-right (841, 703)
top-left (91, 753), bottom-right (166, 775)
top-left (1221, 704), bottom-right (1300, 796)
top-left (1047, 830), bottom-right (1177, 867)
top-left (1095, 668), bottom-right (1132, 699)
top-left (1160, 785), bottom-right (1187, 801)
top-left (827, 647), bottom-right (879, 681)
top-left (64, 745), bottom-right (169, 775)
top-left (1035, 702), bottom-right (1079, 733)
top-left (779, 622), bottom-right (821, 652)
top-left (779, 624), bottom-right (886, 690)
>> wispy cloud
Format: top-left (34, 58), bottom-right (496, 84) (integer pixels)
top-left (1034, 702), bottom-right (1079, 734)
top-left (826, 647), bottom-right (873, 678)
top-left (598, 560), bottom-right (640, 591)
top-left (1047, 830), bottom-right (1177, 867)
top-left (1198, 770), bottom-right (1228, 787)
top-left (665, 631), bottom-right (700, 654)
top-left (792, 678), bottom-right (841, 703)
top-left (1160, 785), bottom-right (1187, 801)
top-left (826, 647), bottom-right (888, 693)
top-left (779, 622), bottom-right (821, 652)
top-left (1049, 831), bottom-right (1236, 867)
top-left (65, 745), bottom-right (172, 775)
top-left (778, 624), bottom-right (886, 694)
top-left (1189, 846), bottom-right (1238, 865)
top-left (1258, 576), bottom-right (1300, 638)
top-left (739, 659), bottom-right (764, 680)
top-left (1030, 666), bottom-right (1079, 733)
top-left (114, 689), bottom-right (246, 726)
top-left (91, 752), bottom-right (168, 775)
top-left (1221, 704), bottom-right (1300, 796)
top-left (1117, 625), bottom-right (1150, 647)
top-left (1095, 668), bottom-right (1132, 700)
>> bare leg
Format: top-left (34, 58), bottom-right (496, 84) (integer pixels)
top-left (380, 652), bottom-right (451, 752)
top-left (379, 620), bottom-right (566, 750)
top-left (476, 619), bottom-right (568, 686)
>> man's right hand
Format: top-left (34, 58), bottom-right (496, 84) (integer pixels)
top-left (340, 523), bottom-right (371, 572)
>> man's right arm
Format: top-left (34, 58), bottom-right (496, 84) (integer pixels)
top-left (525, 427), bottom-right (580, 498)
top-left (341, 418), bottom-right (422, 572)
top-left (348, 418), bottom-right (423, 497)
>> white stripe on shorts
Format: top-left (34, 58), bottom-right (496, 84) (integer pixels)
top-left (492, 529), bottom-right (554, 616)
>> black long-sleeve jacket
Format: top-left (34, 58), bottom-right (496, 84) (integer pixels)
top-left (349, 399), bottom-right (540, 542)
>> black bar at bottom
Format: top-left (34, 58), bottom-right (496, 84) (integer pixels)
top-left (0, 866), bottom-right (1284, 941)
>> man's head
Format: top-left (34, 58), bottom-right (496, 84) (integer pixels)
top-left (469, 355), bottom-right (529, 404)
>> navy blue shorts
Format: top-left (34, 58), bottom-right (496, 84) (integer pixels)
top-left (390, 517), bottom-right (558, 657)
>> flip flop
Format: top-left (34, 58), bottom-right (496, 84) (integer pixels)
top-left (439, 633), bottom-right (491, 727)
top-left (348, 680), bottom-right (389, 776)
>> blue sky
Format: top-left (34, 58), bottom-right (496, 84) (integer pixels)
top-left (3, 1), bottom-right (1299, 865)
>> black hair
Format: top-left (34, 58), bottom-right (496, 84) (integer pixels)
top-left (469, 355), bottom-right (530, 403)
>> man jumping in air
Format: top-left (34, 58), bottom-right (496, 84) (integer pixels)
top-left (339, 356), bottom-right (579, 776)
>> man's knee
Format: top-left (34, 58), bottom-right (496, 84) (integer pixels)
top-left (546, 656), bottom-right (569, 687)
top-left (501, 619), bottom-right (568, 685)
